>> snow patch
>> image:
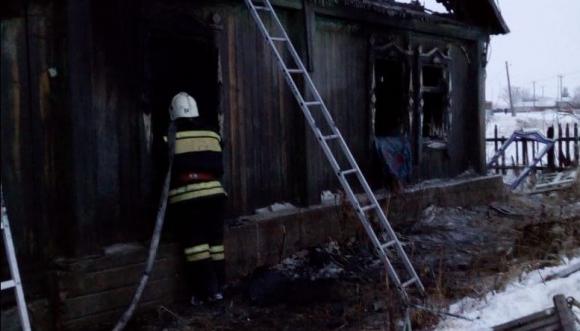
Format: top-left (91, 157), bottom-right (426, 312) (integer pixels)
top-left (255, 202), bottom-right (297, 214)
top-left (436, 256), bottom-right (580, 330)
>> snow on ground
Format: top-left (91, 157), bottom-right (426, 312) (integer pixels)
top-left (436, 256), bottom-right (580, 330)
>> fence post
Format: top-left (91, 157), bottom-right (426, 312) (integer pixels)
top-left (575, 123), bottom-right (579, 166)
top-left (515, 132), bottom-right (519, 166)
top-left (558, 123), bottom-right (564, 169)
top-left (522, 138), bottom-right (528, 166)
top-left (494, 125), bottom-right (499, 174)
top-left (501, 136), bottom-right (507, 175)
top-left (531, 141), bottom-right (536, 165)
top-left (565, 123), bottom-right (570, 163)
top-left (547, 126), bottom-right (555, 171)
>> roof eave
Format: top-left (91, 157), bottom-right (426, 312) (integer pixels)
top-left (486, 0), bottom-right (510, 34)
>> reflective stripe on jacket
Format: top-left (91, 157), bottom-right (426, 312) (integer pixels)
top-left (169, 180), bottom-right (226, 204)
top-left (172, 129), bottom-right (224, 177)
top-left (175, 130), bottom-right (222, 154)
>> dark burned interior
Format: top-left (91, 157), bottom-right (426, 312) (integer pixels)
top-left (147, 34), bottom-right (219, 135)
top-left (146, 32), bottom-right (220, 189)
top-left (373, 58), bottom-right (408, 137)
top-left (421, 64), bottom-right (449, 140)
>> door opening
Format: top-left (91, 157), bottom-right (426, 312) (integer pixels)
top-left (147, 34), bottom-right (219, 134)
top-left (145, 33), bottom-right (220, 201)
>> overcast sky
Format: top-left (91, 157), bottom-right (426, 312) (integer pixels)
top-left (486, 0), bottom-right (580, 106)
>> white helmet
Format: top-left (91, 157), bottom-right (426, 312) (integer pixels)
top-left (169, 92), bottom-right (199, 120)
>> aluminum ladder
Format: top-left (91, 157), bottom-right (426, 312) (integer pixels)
top-left (1, 187), bottom-right (32, 331)
top-left (244, 0), bottom-right (425, 303)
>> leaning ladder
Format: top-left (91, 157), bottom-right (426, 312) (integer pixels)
top-left (244, 0), bottom-right (425, 303)
top-left (1, 187), bottom-right (32, 331)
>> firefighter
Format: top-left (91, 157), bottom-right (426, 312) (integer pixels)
top-left (167, 92), bottom-right (227, 304)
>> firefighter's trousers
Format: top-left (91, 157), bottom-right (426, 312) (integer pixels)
top-left (169, 193), bottom-right (226, 298)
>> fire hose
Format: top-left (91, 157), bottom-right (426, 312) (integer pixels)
top-left (112, 122), bottom-right (176, 331)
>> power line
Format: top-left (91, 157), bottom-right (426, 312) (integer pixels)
top-left (511, 70), bottom-right (580, 85)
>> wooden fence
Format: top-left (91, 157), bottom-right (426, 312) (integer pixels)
top-left (486, 123), bottom-right (579, 174)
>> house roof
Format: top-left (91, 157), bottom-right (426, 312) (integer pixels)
top-left (436, 0), bottom-right (509, 34)
top-left (339, 0), bottom-right (509, 35)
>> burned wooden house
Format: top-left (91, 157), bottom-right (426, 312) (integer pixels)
top-left (1, 0), bottom-right (507, 329)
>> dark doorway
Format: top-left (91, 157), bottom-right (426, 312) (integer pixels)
top-left (147, 33), bottom-right (219, 133)
top-left (144, 32), bottom-right (220, 200)
top-left (373, 59), bottom-right (408, 136)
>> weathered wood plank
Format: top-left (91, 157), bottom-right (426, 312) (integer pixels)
top-left (58, 257), bottom-right (181, 298)
top-left (61, 276), bottom-right (182, 321)
top-left (67, 0), bottom-right (99, 256)
top-left (61, 295), bottom-right (176, 331)
top-left (553, 294), bottom-right (576, 331)
top-left (303, 0), bottom-right (315, 72)
top-left (55, 243), bottom-right (180, 273)
top-left (493, 308), bottom-right (555, 330)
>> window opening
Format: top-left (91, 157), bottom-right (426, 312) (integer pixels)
top-left (420, 64), bottom-right (450, 141)
top-left (422, 92), bottom-right (447, 138)
top-left (422, 65), bottom-right (444, 88)
top-left (374, 59), bottom-right (408, 136)
top-left (372, 57), bottom-right (412, 187)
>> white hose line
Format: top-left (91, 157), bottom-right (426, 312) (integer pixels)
top-left (112, 122), bottom-right (176, 331)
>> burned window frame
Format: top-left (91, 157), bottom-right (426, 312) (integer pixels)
top-left (417, 46), bottom-right (452, 143)
top-left (368, 35), bottom-right (414, 142)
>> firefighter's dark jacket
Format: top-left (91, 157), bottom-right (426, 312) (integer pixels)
top-left (167, 119), bottom-right (226, 204)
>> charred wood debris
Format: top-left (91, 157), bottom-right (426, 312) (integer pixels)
top-left (134, 183), bottom-right (580, 331)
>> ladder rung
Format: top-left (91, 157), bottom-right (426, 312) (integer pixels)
top-left (304, 101), bottom-right (321, 106)
top-left (340, 169), bottom-right (357, 176)
top-left (381, 240), bottom-right (397, 250)
top-left (1, 280), bottom-right (16, 290)
top-left (322, 134), bottom-right (339, 141)
top-left (270, 37), bottom-right (287, 41)
top-left (401, 277), bottom-right (417, 288)
top-left (287, 69), bottom-right (304, 73)
top-left (360, 204), bottom-right (377, 212)
top-left (253, 5), bottom-right (271, 11)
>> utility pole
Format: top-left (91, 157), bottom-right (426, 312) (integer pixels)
top-left (558, 75), bottom-right (564, 101)
top-left (505, 61), bottom-right (515, 116)
top-left (532, 81), bottom-right (536, 109)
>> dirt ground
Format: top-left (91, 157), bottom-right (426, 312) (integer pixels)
top-left (132, 179), bottom-right (580, 331)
